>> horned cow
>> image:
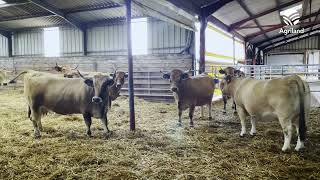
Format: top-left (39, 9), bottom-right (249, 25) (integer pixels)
top-left (221, 69), bottom-right (310, 152)
top-left (10, 70), bottom-right (114, 138)
top-left (162, 69), bottom-right (215, 127)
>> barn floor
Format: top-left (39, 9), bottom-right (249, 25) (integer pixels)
top-left (0, 89), bottom-right (320, 179)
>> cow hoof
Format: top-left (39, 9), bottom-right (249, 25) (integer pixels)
top-left (249, 132), bottom-right (256, 136)
top-left (189, 124), bottom-right (194, 128)
top-left (86, 132), bottom-right (92, 137)
top-left (233, 111), bottom-right (237, 114)
top-left (34, 134), bottom-right (41, 139)
top-left (239, 134), bottom-right (245, 138)
top-left (209, 116), bottom-right (212, 120)
top-left (281, 146), bottom-right (290, 152)
top-left (222, 111), bottom-right (226, 114)
top-left (177, 122), bottom-right (182, 127)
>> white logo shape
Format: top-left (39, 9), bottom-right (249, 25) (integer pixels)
top-left (280, 4), bottom-right (302, 26)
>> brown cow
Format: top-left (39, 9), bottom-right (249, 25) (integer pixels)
top-left (221, 72), bottom-right (310, 152)
top-left (162, 69), bottom-right (215, 127)
top-left (54, 63), bottom-right (79, 78)
top-left (219, 67), bottom-right (245, 114)
top-left (10, 70), bottom-right (114, 138)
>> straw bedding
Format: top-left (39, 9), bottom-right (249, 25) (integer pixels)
top-left (0, 89), bottom-right (319, 179)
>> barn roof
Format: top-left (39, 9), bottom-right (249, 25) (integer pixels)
top-left (0, 0), bottom-right (319, 52)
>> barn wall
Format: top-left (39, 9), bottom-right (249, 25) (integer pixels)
top-left (87, 24), bottom-right (127, 56)
top-left (0, 35), bottom-right (8, 57)
top-left (13, 30), bottom-right (44, 57)
top-left (266, 35), bottom-right (319, 53)
top-left (59, 27), bottom-right (83, 56)
top-left (148, 19), bottom-right (191, 54)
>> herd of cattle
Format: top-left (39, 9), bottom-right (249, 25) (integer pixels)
top-left (0, 64), bottom-right (311, 152)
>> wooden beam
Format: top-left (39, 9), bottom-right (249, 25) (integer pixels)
top-left (29, 0), bottom-right (84, 30)
top-left (207, 15), bottom-right (244, 40)
top-left (199, 15), bottom-right (207, 74)
top-left (229, 0), bottom-right (302, 30)
top-left (126, 0), bottom-right (135, 131)
top-left (202, 0), bottom-right (234, 17)
top-left (236, 0), bottom-right (269, 41)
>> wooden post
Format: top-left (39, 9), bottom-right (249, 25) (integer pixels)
top-left (126, 0), bottom-right (135, 131)
top-left (199, 15), bottom-right (207, 74)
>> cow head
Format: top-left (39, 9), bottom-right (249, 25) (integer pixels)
top-left (78, 70), bottom-right (114, 103)
top-left (110, 71), bottom-right (128, 88)
top-left (162, 69), bottom-right (189, 92)
top-left (220, 74), bottom-right (235, 96)
top-left (54, 62), bottom-right (63, 72)
top-left (219, 67), bottom-right (241, 77)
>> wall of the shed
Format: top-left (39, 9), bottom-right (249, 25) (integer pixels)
top-left (0, 35), bottom-right (8, 57)
top-left (13, 30), bottom-right (44, 57)
top-left (87, 24), bottom-right (127, 56)
top-left (59, 27), bottom-right (83, 56)
top-left (266, 35), bottom-right (319, 53)
top-left (148, 19), bottom-right (191, 54)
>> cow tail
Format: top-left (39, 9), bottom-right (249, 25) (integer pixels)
top-left (8, 70), bottom-right (28, 83)
top-left (295, 77), bottom-right (306, 142)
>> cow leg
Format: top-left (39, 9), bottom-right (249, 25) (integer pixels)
top-left (294, 123), bottom-right (304, 151)
top-left (201, 106), bottom-right (204, 118)
top-left (222, 95), bottom-right (227, 114)
top-left (233, 101), bottom-right (237, 114)
top-left (189, 105), bottom-right (195, 127)
top-left (208, 103), bottom-right (212, 120)
top-left (178, 109), bottom-right (182, 127)
top-left (237, 106), bottom-right (247, 137)
top-left (31, 108), bottom-right (41, 138)
top-left (250, 116), bottom-right (256, 136)
top-left (279, 118), bottom-right (293, 152)
top-left (83, 113), bottom-right (92, 137)
top-left (100, 116), bottom-right (111, 138)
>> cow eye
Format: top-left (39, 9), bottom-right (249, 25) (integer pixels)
top-left (84, 79), bottom-right (94, 87)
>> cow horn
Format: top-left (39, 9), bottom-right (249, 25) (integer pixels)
top-left (77, 70), bottom-right (86, 79)
top-left (72, 64), bottom-right (79, 70)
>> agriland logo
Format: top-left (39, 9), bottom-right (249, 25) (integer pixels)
top-left (279, 4), bottom-right (304, 35)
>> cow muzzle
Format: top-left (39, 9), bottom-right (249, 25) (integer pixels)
top-left (116, 83), bottom-right (122, 88)
top-left (92, 96), bottom-right (102, 103)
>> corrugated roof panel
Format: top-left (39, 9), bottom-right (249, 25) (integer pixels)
top-left (68, 7), bottom-right (143, 23)
top-left (0, 16), bottom-right (66, 29)
top-left (237, 27), bottom-right (260, 36)
top-left (45, 0), bottom-right (117, 10)
top-left (0, 3), bottom-right (48, 19)
top-left (213, 1), bottom-right (250, 26)
top-left (256, 11), bottom-right (281, 26)
top-left (242, 0), bottom-right (277, 15)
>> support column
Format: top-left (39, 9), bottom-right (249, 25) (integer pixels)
top-left (83, 29), bottom-right (87, 56)
top-left (232, 35), bottom-right (235, 65)
top-left (8, 34), bottom-right (12, 57)
top-left (199, 15), bottom-right (207, 74)
top-left (126, 0), bottom-right (135, 131)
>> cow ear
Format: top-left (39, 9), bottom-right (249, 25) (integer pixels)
top-left (162, 73), bottom-right (170, 79)
top-left (181, 73), bottom-right (189, 80)
top-left (109, 73), bottom-right (114, 78)
top-left (84, 79), bottom-right (93, 87)
top-left (106, 79), bottom-right (114, 86)
top-left (219, 69), bottom-right (225, 74)
top-left (124, 73), bottom-right (128, 78)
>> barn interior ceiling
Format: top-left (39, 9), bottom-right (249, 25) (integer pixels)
top-left (0, 0), bottom-right (319, 52)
